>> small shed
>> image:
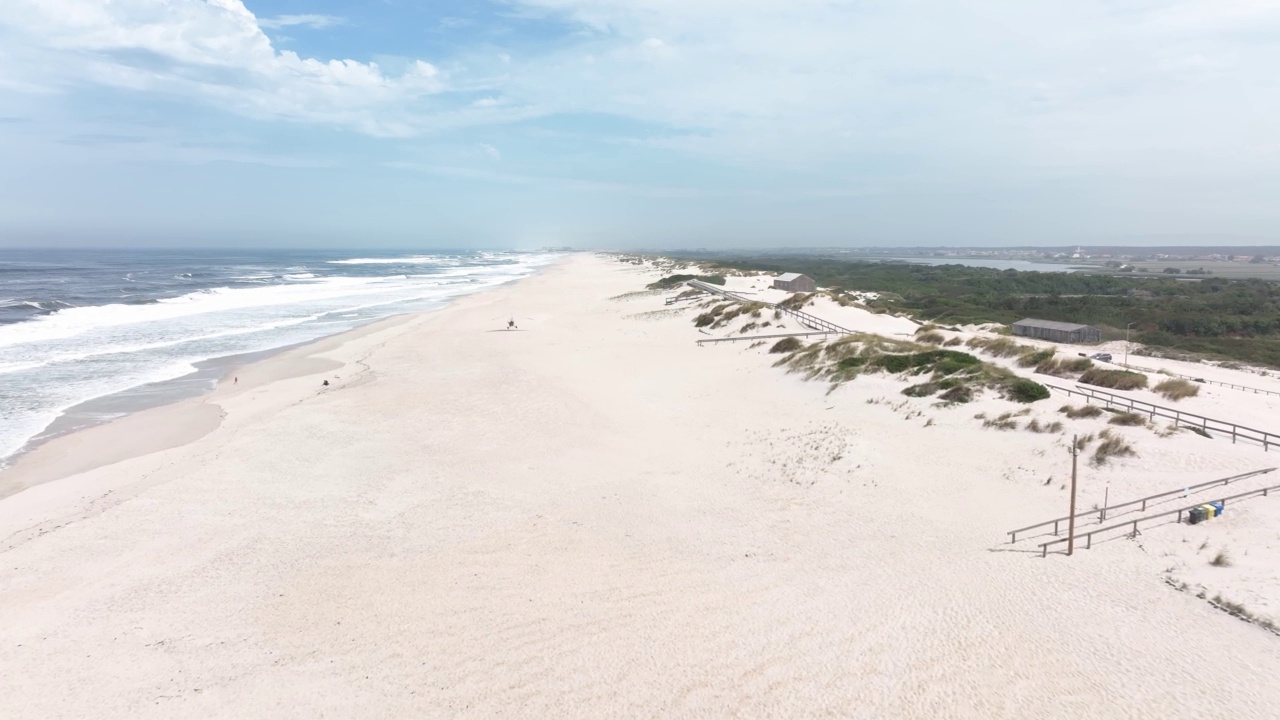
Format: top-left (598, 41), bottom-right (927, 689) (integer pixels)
top-left (773, 273), bottom-right (817, 293)
top-left (1010, 318), bottom-right (1102, 344)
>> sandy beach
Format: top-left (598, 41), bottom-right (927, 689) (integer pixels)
top-left (4, 253), bottom-right (1280, 719)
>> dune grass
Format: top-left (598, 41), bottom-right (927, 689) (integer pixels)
top-left (1059, 404), bottom-right (1104, 419)
top-left (1035, 357), bottom-right (1094, 378)
top-left (1079, 368), bottom-right (1149, 391)
top-left (1091, 428), bottom-right (1136, 466)
top-left (1154, 377), bottom-right (1201, 401)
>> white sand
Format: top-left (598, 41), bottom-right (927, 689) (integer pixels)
top-left (4, 254), bottom-right (1280, 719)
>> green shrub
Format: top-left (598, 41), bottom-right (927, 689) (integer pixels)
top-left (647, 274), bottom-right (726, 289)
top-left (1006, 378), bottom-right (1050, 403)
top-left (1079, 368), bottom-right (1149, 391)
top-left (769, 337), bottom-right (804, 354)
top-left (903, 382), bottom-right (940, 397)
top-left (837, 356), bottom-right (868, 370)
top-left (938, 385), bottom-right (974, 403)
top-left (874, 354), bottom-right (914, 373)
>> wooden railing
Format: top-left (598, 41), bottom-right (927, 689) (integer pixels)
top-left (1006, 468), bottom-right (1276, 543)
top-left (696, 331), bottom-right (840, 346)
top-left (684, 281), bottom-right (853, 335)
top-left (1038, 482), bottom-right (1280, 557)
top-left (1121, 362), bottom-right (1280, 399)
top-left (1045, 383), bottom-right (1279, 451)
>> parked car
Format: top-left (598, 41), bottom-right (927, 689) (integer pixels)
top-left (1090, 353), bottom-right (1112, 362)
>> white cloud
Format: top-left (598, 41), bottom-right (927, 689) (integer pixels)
top-left (0, 0), bottom-right (1278, 186)
top-left (479, 143), bottom-right (502, 160)
top-left (258, 14), bottom-right (345, 30)
top-left (0, 0), bottom-right (443, 136)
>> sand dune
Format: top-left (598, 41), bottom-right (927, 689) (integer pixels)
top-left (3, 254), bottom-right (1280, 719)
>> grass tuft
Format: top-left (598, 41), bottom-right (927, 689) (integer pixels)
top-left (1091, 428), bottom-right (1136, 466)
top-left (1154, 378), bottom-right (1201, 401)
top-left (1060, 404), bottom-right (1104, 419)
top-left (769, 337), bottom-right (804, 354)
top-left (1079, 368), bottom-right (1149, 390)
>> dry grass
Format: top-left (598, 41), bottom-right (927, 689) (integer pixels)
top-left (1079, 368), bottom-right (1149, 391)
top-left (1154, 378), bottom-right (1201, 401)
top-left (1059, 404), bottom-right (1103, 419)
top-left (1108, 411), bottom-right (1147, 427)
top-left (1016, 349), bottom-right (1056, 368)
top-left (1210, 551), bottom-right (1232, 568)
top-left (1091, 428), bottom-right (1136, 466)
top-left (916, 331), bottom-right (946, 345)
top-left (966, 336), bottom-right (1037, 358)
top-left (983, 412), bottom-right (1020, 431)
top-left (1025, 418), bottom-right (1064, 434)
top-left (769, 337), bottom-right (804, 354)
top-left (1035, 357), bottom-right (1094, 378)
top-left (943, 337), bottom-right (963, 347)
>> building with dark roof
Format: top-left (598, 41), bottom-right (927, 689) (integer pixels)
top-left (1010, 318), bottom-right (1102, 344)
top-left (773, 273), bottom-right (817, 293)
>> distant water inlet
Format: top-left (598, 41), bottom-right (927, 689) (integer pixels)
top-left (0, 249), bottom-right (559, 467)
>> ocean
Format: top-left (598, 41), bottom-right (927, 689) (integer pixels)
top-left (0, 248), bottom-right (560, 467)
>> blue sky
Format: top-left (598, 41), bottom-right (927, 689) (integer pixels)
top-left (0, 1), bottom-right (1278, 249)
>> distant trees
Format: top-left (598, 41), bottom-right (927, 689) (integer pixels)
top-left (1163, 267), bottom-right (1182, 274)
top-left (680, 254), bottom-right (1280, 368)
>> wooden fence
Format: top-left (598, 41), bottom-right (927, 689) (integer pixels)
top-left (1006, 467), bottom-right (1276, 544)
top-left (1045, 383), bottom-right (1279, 451)
top-left (685, 280), bottom-right (853, 335)
top-left (1121, 362), bottom-right (1280, 399)
top-left (1037, 482), bottom-right (1280, 557)
top-left (697, 331), bottom-right (841, 346)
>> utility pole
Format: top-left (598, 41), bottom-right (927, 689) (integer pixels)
top-left (1125, 322), bottom-right (1136, 368)
top-left (1068, 435), bottom-right (1079, 556)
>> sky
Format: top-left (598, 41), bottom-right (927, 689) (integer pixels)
top-left (0, 0), bottom-right (1278, 249)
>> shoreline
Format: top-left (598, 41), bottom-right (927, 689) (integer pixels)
top-left (0, 260), bottom-right (561, 500)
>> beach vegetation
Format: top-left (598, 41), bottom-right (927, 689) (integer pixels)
top-left (1035, 356), bottom-right (1093, 377)
top-left (668, 254), bottom-right (1280, 368)
top-left (1091, 429), bottom-right (1136, 465)
top-left (779, 293), bottom-right (813, 311)
top-left (647, 274), bottom-right (726, 289)
top-left (1108, 411), bottom-right (1147, 426)
top-left (1006, 378), bottom-right (1051, 403)
top-left (1059, 404), bottom-right (1104, 419)
top-left (1210, 551), bottom-right (1232, 568)
top-left (916, 331), bottom-right (946, 345)
top-left (769, 337), bottom-right (804, 354)
top-left (1017, 348), bottom-right (1056, 368)
top-left (1079, 368), bottom-right (1149, 390)
top-left (1154, 378), bottom-right (1201, 401)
